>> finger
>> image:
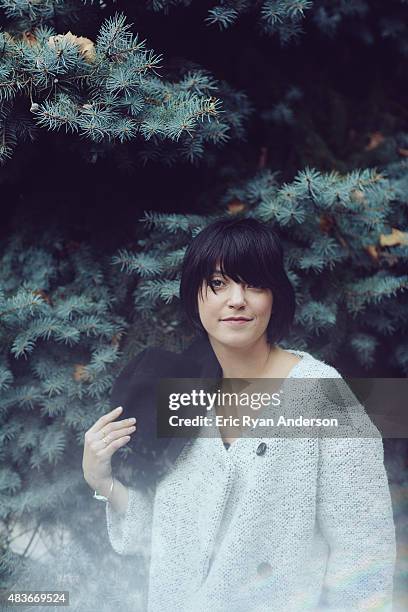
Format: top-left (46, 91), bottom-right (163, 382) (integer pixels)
top-left (87, 419), bottom-right (136, 444)
top-left (85, 417), bottom-right (137, 444)
top-left (102, 417), bottom-right (137, 435)
top-left (95, 434), bottom-right (131, 459)
top-left (88, 406), bottom-right (123, 434)
top-left (96, 424), bottom-right (136, 445)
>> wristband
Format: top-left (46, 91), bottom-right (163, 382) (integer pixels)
top-left (93, 477), bottom-right (114, 502)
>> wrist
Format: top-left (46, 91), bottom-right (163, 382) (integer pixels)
top-left (94, 476), bottom-right (115, 499)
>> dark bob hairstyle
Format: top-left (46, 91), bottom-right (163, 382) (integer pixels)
top-left (179, 216), bottom-right (296, 345)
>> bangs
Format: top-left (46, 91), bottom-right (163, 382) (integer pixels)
top-left (198, 227), bottom-right (276, 293)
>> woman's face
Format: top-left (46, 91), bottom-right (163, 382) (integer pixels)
top-left (197, 267), bottom-right (273, 349)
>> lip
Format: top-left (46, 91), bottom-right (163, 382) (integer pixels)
top-left (220, 318), bottom-right (253, 325)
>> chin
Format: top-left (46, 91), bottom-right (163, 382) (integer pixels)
top-left (211, 330), bottom-right (259, 349)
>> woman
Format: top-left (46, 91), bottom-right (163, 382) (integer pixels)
top-left (82, 217), bottom-right (396, 611)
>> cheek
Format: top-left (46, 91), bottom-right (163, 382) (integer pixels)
top-left (197, 299), bottom-right (206, 324)
top-left (257, 294), bottom-right (273, 319)
top-left (197, 289), bottom-right (215, 324)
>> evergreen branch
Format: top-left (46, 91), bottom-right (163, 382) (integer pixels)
top-left (296, 301), bottom-right (337, 334)
top-left (75, 315), bottom-right (118, 339)
top-left (1, 288), bottom-right (48, 322)
top-left (39, 426), bottom-right (66, 465)
top-left (21, 521), bottom-right (41, 559)
top-left (0, 12), bottom-right (247, 161)
top-left (33, 96), bottom-right (79, 133)
top-left (350, 333), bottom-right (379, 369)
top-left (53, 295), bottom-right (99, 320)
top-left (88, 345), bottom-right (119, 372)
top-left (86, 373), bottom-right (115, 397)
top-left (0, 365), bottom-right (14, 391)
top-left (96, 13), bottom-right (146, 60)
top-left (139, 210), bottom-right (204, 233)
top-left (163, 247), bottom-right (187, 269)
top-left (112, 250), bottom-right (164, 276)
top-left (344, 274), bottom-right (408, 314)
top-left (53, 324), bottom-right (82, 346)
top-left (13, 385), bottom-right (43, 409)
top-left (135, 279), bottom-right (180, 305)
top-left (40, 374), bottom-right (66, 396)
top-left (205, 7), bottom-right (240, 29)
top-left (178, 70), bottom-right (218, 96)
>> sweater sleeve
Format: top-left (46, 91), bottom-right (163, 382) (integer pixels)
top-left (316, 433), bottom-right (396, 611)
top-left (106, 485), bottom-right (154, 556)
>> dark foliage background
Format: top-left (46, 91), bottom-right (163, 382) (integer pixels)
top-left (1, 1), bottom-right (407, 610)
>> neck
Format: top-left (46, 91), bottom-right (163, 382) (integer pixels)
top-left (208, 335), bottom-right (278, 379)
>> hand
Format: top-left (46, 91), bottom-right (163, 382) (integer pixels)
top-left (82, 406), bottom-right (137, 492)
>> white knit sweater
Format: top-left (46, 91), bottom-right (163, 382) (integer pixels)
top-left (105, 349), bottom-right (396, 612)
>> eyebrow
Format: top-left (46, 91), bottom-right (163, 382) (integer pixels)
top-left (210, 269), bottom-right (228, 278)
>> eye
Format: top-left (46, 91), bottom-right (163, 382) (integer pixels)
top-left (247, 283), bottom-right (265, 290)
top-left (208, 278), bottom-right (225, 289)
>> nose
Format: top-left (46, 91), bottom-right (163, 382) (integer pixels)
top-left (226, 282), bottom-right (247, 308)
